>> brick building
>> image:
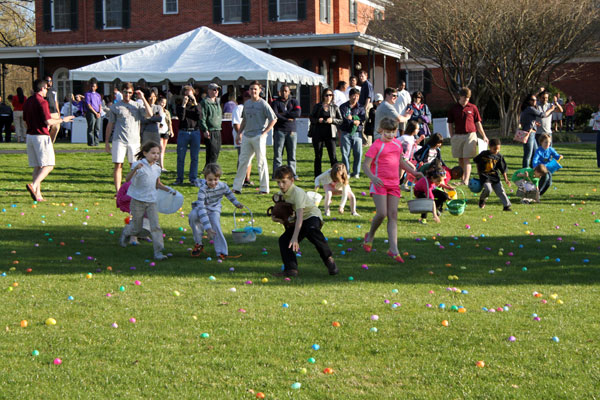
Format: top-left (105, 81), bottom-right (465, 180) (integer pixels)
top-left (0, 0), bottom-right (438, 113)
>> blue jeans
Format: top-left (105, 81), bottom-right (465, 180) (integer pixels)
top-left (522, 133), bottom-right (538, 168)
top-left (272, 130), bottom-right (297, 177)
top-left (340, 132), bottom-right (363, 176)
top-left (538, 171), bottom-right (553, 195)
top-left (176, 129), bottom-right (201, 183)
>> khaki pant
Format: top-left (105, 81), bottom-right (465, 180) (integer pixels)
top-left (123, 199), bottom-right (164, 256)
top-left (233, 134), bottom-right (269, 193)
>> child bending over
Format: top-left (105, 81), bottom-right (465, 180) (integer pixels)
top-left (314, 163), bottom-right (359, 216)
top-left (272, 166), bottom-right (338, 277)
top-left (511, 164), bottom-right (548, 204)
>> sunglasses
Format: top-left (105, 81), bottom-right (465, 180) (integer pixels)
top-left (124, 91), bottom-right (134, 95)
top-left (391, 94), bottom-right (398, 98)
top-left (324, 94), bottom-right (333, 97)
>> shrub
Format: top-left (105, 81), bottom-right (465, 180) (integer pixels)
top-left (574, 104), bottom-right (595, 127)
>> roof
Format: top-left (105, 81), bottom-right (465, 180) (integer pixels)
top-left (69, 27), bottom-right (325, 85)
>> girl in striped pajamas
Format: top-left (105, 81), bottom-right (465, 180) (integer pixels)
top-left (188, 163), bottom-right (244, 259)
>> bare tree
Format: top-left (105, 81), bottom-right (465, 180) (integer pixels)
top-left (0, 0), bottom-right (35, 47)
top-left (371, 0), bottom-right (600, 135)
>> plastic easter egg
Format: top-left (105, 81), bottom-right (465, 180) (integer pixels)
top-left (312, 344), bottom-right (320, 351)
top-left (200, 333), bottom-right (210, 338)
top-left (370, 314), bottom-right (379, 321)
top-left (307, 357), bottom-right (316, 364)
top-left (209, 276), bottom-right (216, 281)
top-left (86, 273), bottom-right (92, 279)
top-left (45, 318), bottom-right (56, 326)
top-left (291, 382), bottom-right (301, 390)
top-left (348, 276), bottom-right (354, 281)
top-left (256, 392), bottom-right (265, 399)
top-left (439, 303), bottom-right (446, 309)
top-left (321, 300), bottom-right (328, 305)
top-left (450, 305), bottom-right (459, 311)
top-left (508, 336), bottom-right (516, 342)
top-left (261, 278), bottom-right (268, 283)
top-left (332, 321), bottom-right (341, 327)
top-left (67, 296), bottom-right (74, 300)
top-left (282, 303), bottom-right (289, 308)
top-left (20, 320), bottom-right (28, 328)
top-left (134, 280), bottom-right (141, 285)
top-left (32, 350), bottom-right (39, 356)
top-left (119, 286), bottom-right (126, 292)
top-left (323, 367), bottom-right (334, 374)
top-left (476, 360), bottom-right (485, 368)
top-left (53, 358), bottom-right (62, 365)
top-left (458, 308), bottom-right (466, 313)
top-left (173, 290), bottom-right (180, 296)
top-left (370, 327), bottom-right (378, 333)
top-left (299, 367), bottom-right (307, 374)
top-left (551, 336), bottom-right (559, 343)
top-left (441, 320), bottom-right (449, 327)
top-left (111, 322), bottom-right (119, 328)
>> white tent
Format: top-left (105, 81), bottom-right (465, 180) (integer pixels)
top-left (69, 26), bottom-right (325, 86)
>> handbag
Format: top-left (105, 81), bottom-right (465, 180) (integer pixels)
top-left (513, 129), bottom-right (531, 144)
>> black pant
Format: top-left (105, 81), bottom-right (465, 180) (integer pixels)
top-left (279, 216), bottom-right (333, 272)
top-left (86, 112), bottom-right (101, 146)
top-left (205, 130), bottom-right (221, 166)
top-left (0, 117), bottom-right (11, 142)
top-left (415, 189), bottom-right (448, 218)
top-left (312, 136), bottom-right (337, 177)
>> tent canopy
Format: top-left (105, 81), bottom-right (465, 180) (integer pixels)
top-left (69, 26), bottom-right (325, 86)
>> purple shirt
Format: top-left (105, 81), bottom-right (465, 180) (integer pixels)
top-left (85, 91), bottom-right (102, 113)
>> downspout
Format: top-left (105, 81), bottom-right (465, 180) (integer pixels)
top-left (83, 0), bottom-right (88, 43)
top-left (259, 0), bottom-right (264, 35)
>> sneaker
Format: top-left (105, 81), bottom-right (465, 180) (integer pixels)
top-left (351, 211), bottom-right (360, 216)
top-left (243, 180), bottom-right (253, 187)
top-left (503, 206), bottom-right (512, 212)
top-left (325, 209), bottom-right (331, 217)
top-left (119, 231), bottom-right (128, 247)
top-left (174, 180), bottom-right (184, 185)
top-left (272, 269), bottom-right (299, 277)
top-left (325, 256), bottom-right (339, 275)
top-left (419, 218), bottom-right (427, 224)
top-left (387, 250), bottom-right (405, 263)
top-left (351, 174), bottom-right (360, 179)
top-left (154, 252), bottom-right (168, 260)
top-left (191, 243), bottom-right (204, 257)
top-left (478, 199), bottom-right (486, 209)
top-left (233, 190), bottom-right (242, 195)
top-left (362, 233), bottom-right (373, 253)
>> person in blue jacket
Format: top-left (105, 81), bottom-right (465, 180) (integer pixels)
top-left (532, 133), bottom-right (562, 196)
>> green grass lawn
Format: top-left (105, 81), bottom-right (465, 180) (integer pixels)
top-left (0, 142), bottom-right (599, 399)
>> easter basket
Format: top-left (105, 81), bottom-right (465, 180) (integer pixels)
top-left (546, 159), bottom-right (563, 174)
top-left (447, 188), bottom-right (467, 216)
top-left (232, 207), bottom-right (258, 244)
top-left (407, 178), bottom-right (436, 214)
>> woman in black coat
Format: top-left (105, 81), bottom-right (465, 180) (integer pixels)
top-left (310, 88), bottom-right (343, 177)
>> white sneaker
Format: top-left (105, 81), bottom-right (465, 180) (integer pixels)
top-left (119, 231), bottom-right (128, 247)
top-left (352, 211), bottom-right (360, 216)
top-left (154, 252), bottom-right (168, 260)
top-left (325, 210), bottom-right (330, 216)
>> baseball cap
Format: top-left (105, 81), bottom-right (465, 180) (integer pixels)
top-left (208, 83), bottom-right (221, 90)
top-left (375, 93), bottom-right (384, 102)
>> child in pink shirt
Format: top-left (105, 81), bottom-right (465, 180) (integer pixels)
top-left (362, 117), bottom-right (423, 263)
top-left (413, 167), bottom-right (446, 224)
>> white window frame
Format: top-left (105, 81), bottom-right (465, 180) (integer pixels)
top-left (221, 0), bottom-right (243, 24)
top-left (50, 0), bottom-right (72, 32)
top-left (319, 0), bottom-right (331, 23)
top-left (407, 70), bottom-right (424, 92)
top-left (163, 0), bottom-right (178, 14)
top-left (277, 0), bottom-right (298, 21)
top-left (103, 0), bottom-right (123, 30)
top-left (349, 0), bottom-right (357, 25)
top-left (53, 68), bottom-right (72, 108)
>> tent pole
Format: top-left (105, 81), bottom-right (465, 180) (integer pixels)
top-left (266, 79), bottom-right (269, 101)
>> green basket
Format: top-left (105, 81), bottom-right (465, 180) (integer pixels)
top-left (447, 189), bottom-right (466, 216)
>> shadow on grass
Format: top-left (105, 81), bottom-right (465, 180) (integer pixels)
top-left (2, 226), bottom-right (598, 286)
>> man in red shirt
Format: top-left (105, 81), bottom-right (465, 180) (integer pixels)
top-left (23, 79), bottom-right (74, 201)
top-left (447, 87), bottom-right (489, 184)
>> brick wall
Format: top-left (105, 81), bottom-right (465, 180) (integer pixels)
top-left (36, 0), bottom-right (379, 45)
top-left (551, 61), bottom-right (600, 107)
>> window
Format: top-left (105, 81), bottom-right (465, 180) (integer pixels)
top-left (349, 0), bottom-right (357, 24)
top-left (214, 0), bottom-right (250, 24)
top-left (223, 0), bottom-right (242, 23)
top-left (95, 0), bottom-right (129, 30)
top-left (407, 70), bottom-right (424, 92)
top-left (52, 0), bottom-right (71, 30)
top-left (104, 0), bottom-right (123, 28)
top-left (278, 0), bottom-right (297, 20)
top-left (319, 0), bottom-right (330, 23)
top-left (43, 0), bottom-right (78, 32)
top-left (53, 68), bottom-right (72, 107)
top-left (164, 0), bottom-right (178, 14)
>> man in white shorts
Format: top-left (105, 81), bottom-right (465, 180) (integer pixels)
top-left (105, 82), bottom-right (152, 193)
top-left (23, 79), bottom-right (74, 201)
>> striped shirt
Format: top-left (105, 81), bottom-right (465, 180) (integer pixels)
top-left (191, 180), bottom-right (241, 230)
